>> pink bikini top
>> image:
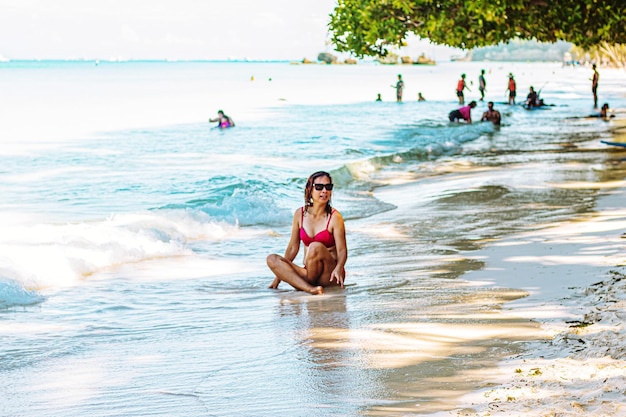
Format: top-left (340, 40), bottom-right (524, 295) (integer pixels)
top-left (299, 207), bottom-right (336, 247)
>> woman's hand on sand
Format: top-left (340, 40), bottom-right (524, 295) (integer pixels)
top-left (330, 269), bottom-right (345, 288)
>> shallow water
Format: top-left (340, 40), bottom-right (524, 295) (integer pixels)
top-left (1, 60), bottom-right (625, 415)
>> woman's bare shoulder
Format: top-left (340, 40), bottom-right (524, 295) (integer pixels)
top-left (292, 207), bottom-right (304, 222)
top-left (331, 208), bottom-right (345, 222)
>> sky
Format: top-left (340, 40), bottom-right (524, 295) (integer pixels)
top-left (0, 0), bottom-right (336, 60)
top-left (0, 0), bottom-right (460, 61)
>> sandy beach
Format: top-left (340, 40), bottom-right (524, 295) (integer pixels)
top-left (427, 132), bottom-right (626, 416)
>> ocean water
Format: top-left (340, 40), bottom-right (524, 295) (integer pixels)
top-left (1, 60), bottom-right (625, 416)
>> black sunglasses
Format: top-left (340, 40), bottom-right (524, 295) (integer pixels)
top-left (313, 183), bottom-right (334, 191)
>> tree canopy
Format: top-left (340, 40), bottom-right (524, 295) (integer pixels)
top-left (328, 0), bottom-right (626, 57)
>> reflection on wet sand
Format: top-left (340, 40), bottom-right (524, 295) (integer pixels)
top-left (273, 282), bottom-right (541, 414)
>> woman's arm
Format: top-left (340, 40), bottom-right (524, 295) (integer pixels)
top-left (283, 208), bottom-right (302, 262)
top-left (330, 211), bottom-right (347, 287)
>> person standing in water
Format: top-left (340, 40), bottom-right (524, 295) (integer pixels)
top-left (456, 73), bottom-right (470, 104)
top-left (591, 64), bottom-right (599, 108)
top-left (506, 73), bottom-right (517, 105)
top-left (267, 171), bottom-right (347, 295)
top-left (478, 69), bottom-right (487, 101)
top-left (393, 74), bottom-right (404, 102)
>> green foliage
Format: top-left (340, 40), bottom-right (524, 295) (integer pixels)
top-left (329, 0), bottom-right (626, 57)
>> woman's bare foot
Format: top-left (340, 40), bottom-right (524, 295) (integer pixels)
top-left (269, 278), bottom-right (280, 289)
top-left (310, 286), bottom-right (324, 295)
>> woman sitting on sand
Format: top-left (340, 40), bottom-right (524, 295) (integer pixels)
top-left (267, 171), bottom-right (347, 294)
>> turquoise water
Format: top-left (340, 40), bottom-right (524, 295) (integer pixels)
top-left (1, 60), bottom-right (625, 415)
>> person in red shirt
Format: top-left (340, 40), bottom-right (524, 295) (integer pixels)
top-left (456, 73), bottom-right (470, 104)
top-left (506, 74), bottom-right (517, 105)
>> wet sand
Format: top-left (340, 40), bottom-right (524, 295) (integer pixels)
top-left (343, 119), bottom-right (626, 415)
top-left (436, 184), bottom-right (626, 416)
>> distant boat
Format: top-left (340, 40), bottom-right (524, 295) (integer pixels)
top-left (414, 53), bottom-right (436, 65)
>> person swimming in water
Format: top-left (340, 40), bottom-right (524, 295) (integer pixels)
top-left (481, 101), bottom-right (501, 125)
top-left (592, 103), bottom-right (615, 119)
top-left (566, 103), bottom-right (615, 120)
top-left (266, 171), bottom-right (347, 294)
top-left (209, 110), bottom-right (235, 129)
